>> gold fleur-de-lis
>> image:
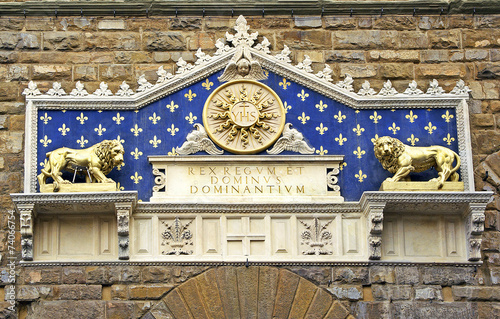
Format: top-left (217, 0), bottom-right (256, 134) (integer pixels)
top-left (40, 135), bottom-right (52, 147)
top-left (425, 122), bottom-right (436, 134)
top-left (40, 158), bottom-right (48, 168)
top-left (370, 111), bottom-right (382, 124)
top-left (334, 111), bottom-right (346, 123)
top-left (339, 162), bottom-right (347, 171)
top-left (353, 146), bottom-right (366, 159)
top-left (263, 70), bottom-right (269, 77)
top-left (113, 112), bottom-right (124, 125)
top-left (58, 124), bottom-right (70, 136)
top-left (371, 134), bottom-right (380, 145)
top-left (388, 122), bottom-right (400, 135)
top-left (116, 135), bottom-right (125, 144)
top-left (279, 78), bottom-right (291, 90)
top-left (442, 110), bottom-right (454, 123)
top-left (168, 147), bottom-right (179, 156)
top-left (131, 172), bottom-right (142, 184)
top-left (316, 146), bottom-right (328, 155)
top-left (202, 79), bottom-right (213, 90)
top-left (76, 136), bottom-right (88, 148)
top-left (116, 162), bottom-right (125, 171)
top-left (355, 170), bottom-right (367, 183)
top-left (94, 124), bottom-right (106, 136)
top-left (149, 135), bottom-right (161, 148)
top-left (315, 100), bottom-right (328, 112)
top-left (130, 147), bottom-right (143, 160)
top-left (76, 112), bottom-right (88, 124)
top-left (353, 124), bottom-right (365, 136)
top-left (316, 123), bottom-right (328, 135)
top-left (405, 110), bottom-right (418, 123)
top-left (184, 90), bottom-right (196, 101)
top-left (185, 112), bottom-right (197, 124)
top-left (297, 89), bottom-right (309, 101)
top-left (116, 182), bottom-right (125, 190)
top-left (443, 133), bottom-right (455, 145)
top-left (167, 124), bottom-right (179, 136)
top-left (407, 134), bottom-right (419, 146)
top-left (166, 101), bottom-right (179, 113)
top-left (149, 112), bottom-right (161, 124)
top-left (40, 113), bottom-right (52, 124)
top-left (131, 124), bottom-right (143, 136)
top-left (298, 112), bottom-right (310, 124)
top-left (283, 102), bottom-right (292, 114)
top-left (335, 133), bottom-right (347, 146)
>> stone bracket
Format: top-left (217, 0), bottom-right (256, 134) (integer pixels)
top-left (362, 201), bottom-right (386, 260)
top-left (115, 202), bottom-right (133, 260)
top-left (466, 203), bottom-right (487, 262)
top-left (17, 203), bottom-right (35, 261)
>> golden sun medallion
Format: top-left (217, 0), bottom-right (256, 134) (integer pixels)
top-left (203, 80), bottom-right (286, 154)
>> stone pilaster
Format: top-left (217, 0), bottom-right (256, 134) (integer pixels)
top-left (363, 202), bottom-right (386, 260)
top-left (18, 203), bottom-right (35, 261)
top-left (115, 202), bottom-right (133, 260)
top-left (465, 203), bottom-right (487, 261)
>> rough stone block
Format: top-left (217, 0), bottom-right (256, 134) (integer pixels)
top-left (281, 30), bottom-right (332, 50)
top-left (369, 266), bottom-right (395, 284)
top-left (111, 285), bottom-right (128, 300)
top-left (326, 50), bottom-right (365, 63)
top-left (463, 29), bottom-right (500, 48)
top-left (74, 66), bottom-right (98, 82)
top-left (324, 300), bottom-right (350, 319)
top-left (327, 285), bottom-right (363, 301)
top-left (395, 266), bottom-right (419, 285)
top-left (84, 32), bottom-right (140, 51)
top-left (465, 49), bottom-right (489, 61)
top-left (163, 288), bottom-right (194, 319)
top-left (305, 288), bottom-right (333, 318)
top-left (490, 267), bottom-right (500, 285)
top-left (333, 267), bottom-right (369, 285)
top-left (54, 285), bottom-right (102, 300)
top-left (473, 131), bottom-right (500, 155)
top-left (32, 65), bottom-right (72, 81)
top-left (428, 30), bottom-right (461, 49)
top-left (419, 16), bottom-right (446, 30)
top-left (0, 52), bottom-right (17, 63)
top-left (0, 33), bottom-right (19, 50)
top-left (205, 17), bottom-right (232, 30)
top-left (339, 64), bottom-right (377, 78)
top-left (144, 31), bottom-right (186, 51)
top-left (391, 301), bottom-right (477, 318)
top-left (98, 20), bottom-right (126, 30)
top-left (421, 50), bottom-right (448, 63)
top-left (62, 267), bottom-right (86, 284)
top-left (399, 31), bottom-right (429, 49)
top-left (141, 266), bottom-right (171, 283)
top-left (333, 30), bottom-right (397, 50)
top-left (373, 17), bottom-right (417, 30)
top-left (273, 269), bottom-right (300, 318)
top-left (415, 285), bottom-right (443, 300)
top-left (491, 49), bottom-right (500, 62)
top-left (169, 18), bottom-right (202, 30)
top-left (17, 33), bottom-right (40, 49)
top-left (449, 50), bottom-right (465, 62)
top-left (353, 301), bottom-right (391, 319)
top-left (369, 50), bottom-right (419, 62)
top-left (324, 17), bottom-right (357, 29)
top-left (0, 18), bottom-right (24, 31)
top-left (106, 301), bottom-right (135, 319)
top-left (482, 231), bottom-right (500, 252)
top-left (449, 16), bottom-right (473, 28)
top-left (99, 64), bottom-right (133, 82)
top-left (415, 63), bottom-right (467, 78)
top-left (16, 285), bottom-right (52, 301)
top-left (177, 279), bottom-right (209, 318)
top-left (478, 302), bottom-right (500, 319)
top-left (129, 284), bottom-right (173, 300)
top-left (294, 17), bottom-right (322, 28)
top-left (379, 63), bottom-right (413, 79)
top-left (8, 65), bottom-right (29, 82)
top-left (287, 266), bottom-right (331, 286)
top-left (288, 278), bottom-right (317, 318)
top-left (195, 269), bottom-right (225, 319)
top-left (28, 301), bottom-right (105, 319)
top-left (371, 284), bottom-right (411, 301)
top-left (422, 267), bottom-right (476, 285)
top-left (43, 32), bottom-right (81, 51)
top-left (247, 17), bottom-right (291, 29)
top-left (475, 16), bottom-right (500, 28)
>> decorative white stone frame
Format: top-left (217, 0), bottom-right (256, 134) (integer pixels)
top-left (16, 16), bottom-right (490, 265)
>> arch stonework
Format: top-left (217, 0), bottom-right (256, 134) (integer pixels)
top-left (141, 266), bottom-right (352, 319)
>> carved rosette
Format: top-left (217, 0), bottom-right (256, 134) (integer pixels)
top-left (466, 203), bottom-right (487, 261)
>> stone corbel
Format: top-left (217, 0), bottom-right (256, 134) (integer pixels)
top-left (17, 203), bottom-right (35, 261)
top-left (465, 203), bottom-right (487, 261)
top-left (115, 202), bottom-right (133, 260)
top-left (363, 202), bottom-right (386, 260)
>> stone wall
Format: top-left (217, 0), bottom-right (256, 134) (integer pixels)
top-left (0, 14), bottom-right (499, 318)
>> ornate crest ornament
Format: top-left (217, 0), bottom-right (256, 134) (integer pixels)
top-left (203, 80), bottom-right (286, 154)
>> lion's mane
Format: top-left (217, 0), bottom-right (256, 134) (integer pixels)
top-left (94, 139), bottom-right (123, 175)
top-left (374, 136), bottom-right (405, 174)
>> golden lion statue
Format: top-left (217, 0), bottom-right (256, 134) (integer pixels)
top-left (374, 136), bottom-right (460, 188)
top-left (38, 139), bottom-right (124, 192)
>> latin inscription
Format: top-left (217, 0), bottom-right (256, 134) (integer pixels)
top-left (187, 166), bottom-right (306, 194)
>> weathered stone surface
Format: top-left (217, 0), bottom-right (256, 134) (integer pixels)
top-left (415, 285), bottom-right (443, 300)
top-left (287, 266), bottom-right (330, 286)
top-left (353, 301), bottom-right (391, 319)
top-left (106, 301), bottom-right (135, 319)
top-left (195, 268), bottom-right (225, 319)
top-left (74, 65), bottom-right (98, 81)
top-left (428, 30), bottom-right (461, 49)
top-left (463, 29), bottom-right (500, 48)
top-left (288, 278), bottom-right (317, 318)
top-left (236, 267), bottom-right (259, 319)
top-left (84, 32), bottom-right (140, 51)
top-left (324, 300), bottom-right (350, 319)
top-left (141, 266), bottom-right (171, 283)
top-left (333, 267), bottom-right (369, 285)
top-left (28, 301), bottom-right (105, 319)
top-left (415, 63), bottom-right (467, 78)
top-left (0, 18), bottom-right (24, 31)
top-left (399, 31), bottom-right (428, 49)
top-left (110, 285), bottom-right (128, 300)
top-left (394, 266), bottom-right (419, 285)
top-left (98, 20), bottom-right (126, 30)
top-left (465, 49), bottom-right (489, 61)
top-left (478, 302), bottom-right (500, 319)
top-left (62, 267), bottom-right (86, 284)
top-left (325, 50), bottom-right (365, 63)
top-left (419, 16), bottom-right (446, 30)
top-left (16, 285), bottom-right (53, 301)
top-left (144, 32), bottom-right (186, 51)
top-left (333, 30), bottom-right (397, 50)
top-left (379, 63), bottom-right (413, 79)
top-left (247, 17), bottom-right (291, 29)
top-left (422, 267), bottom-right (476, 285)
top-left (129, 284), bottom-right (173, 300)
top-left (472, 114), bottom-right (495, 129)
top-left (273, 269), bottom-right (300, 318)
top-left (449, 50), bottom-right (465, 62)
top-left (99, 65), bottom-right (133, 82)
top-left (475, 16), bottom-right (500, 28)
top-left (391, 301), bottom-right (477, 318)
top-left (0, 32), bottom-right (19, 50)
top-left (43, 32), bottom-right (81, 51)
top-left (0, 52), bottom-right (17, 63)
top-left (339, 64), bottom-right (377, 78)
top-left (491, 49), bottom-right (500, 62)
top-left (148, 299), bottom-right (175, 319)
top-left (294, 17), bottom-right (322, 29)
top-left (18, 33), bottom-right (40, 49)
top-left (281, 30), bottom-right (332, 50)
top-left (305, 288), bottom-right (333, 318)
top-left (371, 284), bottom-right (411, 301)
top-left (483, 231), bottom-right (500, 251)
top-left (324, 17), bottom-right (357, 29)
top-left (0, 301), bottom-right (16, 319)
top-left (373, 17), bottom-right (417, 30)
top-left (215, 267), bottom-right (240, 318)
top-left (369, 266), bottom-right (395, 284)
top-left (473, 131), bottom-right (500, 155)
top-left (421, 50), bottom-right (448, 63)
top-left (53, 284), bottom-right (102, 300)
top-left (163, 288), bottom-right (194, 318)
top-left (178, 279), bottom-right (209, 318)
top-left (205, 17), bottom-right (232, 30)
top-left (169, 18), bottom-right (202, 30)
top-left (32, 65), bottom-right (72, 81)
top-left (327, 285), bottom-right (363, 301)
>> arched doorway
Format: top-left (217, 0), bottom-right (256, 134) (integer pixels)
top-left (141, 266), bottom-right (352, 318)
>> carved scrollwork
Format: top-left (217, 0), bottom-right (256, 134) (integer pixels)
top-left (152, 168), bottom-right (167, 193)
top-left (161, 217), bottom-right (194, 255)
top-left (299, 218), bottom-right (333, 255)
top-left (327, 169), bottom-right (340, 191)
top-left (21, 237), bottom-right (33, 261)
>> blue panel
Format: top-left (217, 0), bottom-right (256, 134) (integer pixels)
top-left (37, 70), bottom-right (460, 202)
